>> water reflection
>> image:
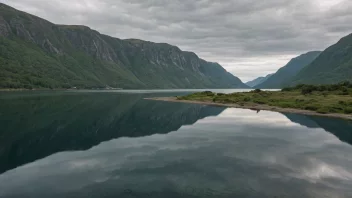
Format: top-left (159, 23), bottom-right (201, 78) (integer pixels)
top-left (0, 92), bottom-right (352, 198)
top-left (283, 113), bottom-right (352, 145)
top-left (0, 92), bottom-right (224, 174)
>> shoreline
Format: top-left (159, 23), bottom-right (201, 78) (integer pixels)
top-left (145, 97), bottom-right (352, 121)
top-left (0, 88), bottom-right (123, 92)
top-left (0, 88), bottom-right (68, 91)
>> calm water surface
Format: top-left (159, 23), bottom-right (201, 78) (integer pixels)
top-left (0, 90), bottom-right (352, 198)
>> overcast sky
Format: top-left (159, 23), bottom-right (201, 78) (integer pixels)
top-left (3, 0), bottom-right (352, 82)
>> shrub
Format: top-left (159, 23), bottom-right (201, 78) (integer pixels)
top-left (295, 84), bottom-right (306, 89)
top-left (305, 105), bottom-right (318, 111)
top-left (253, 100), bottom-right (266, 104)
top-left (322, 92), bottom-right (329, 97)
top-left (251, 89), bottom-right (262, 93)
top-left (338, 91), bottom-right (349, 95)
top-left (327, 107), bottom-right (340, 113)
top-left (330, 106), bottom-right (343, 112)
top-left (243, 97), bottom-right (251, 102)
top-left (339, 81), bottom-right (351, 87)
top-left (201, 91), bottom-right (215, 96)
top-left (317, 108), bottom-right (329, 114)
top-left (61, 84), bottom-right (71, 89)
top-left (301, 87), bottom-right (314, 95)
top-left (295, 99), bottom-right (305, 103)
top-left (224, 98), bottom-right (232, 103)
top-left (217, 93), bottom-right (226, 96)
top-left (282, 87), bottom-right (293, 92)
top-left (316, 85), bottom-right (327, 91)
top-left (338, 101), bottom-right (346, 105)
top-left (344, 107), bottom-right (352, 114)
top-left (23, 84), bottom-right (33, 90)
top-left (338, 87), bottom-right (349, 95)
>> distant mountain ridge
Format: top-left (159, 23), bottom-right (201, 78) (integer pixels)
top-left (246, 74), bottom-right (273, 87)
top-left (255, 51), bottom-right (321, 89)
top-left (0, 3), bottom-right (248, 89)
top-left (291, 33), bottom-right (352, 85)
top-left (255, 33), bottom-right (352, 88)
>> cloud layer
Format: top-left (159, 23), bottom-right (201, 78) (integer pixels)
top-left (3, 0), bottom-right (352, 81)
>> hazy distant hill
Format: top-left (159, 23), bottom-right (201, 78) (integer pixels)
top-left (0, 3), bottom-right (247, 89)
top-left (291, 33), bottom-right (352, 85)
top-left (246, 74), bottom-right (273, 87)
top-left (255, 51), bottom-right (321, 89)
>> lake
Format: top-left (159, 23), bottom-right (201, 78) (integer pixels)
top-left (0, 90), bottom-right (352, 198)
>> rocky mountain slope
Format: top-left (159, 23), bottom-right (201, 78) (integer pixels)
top-left (255, 51), bottom-right (321, 89)
top-left (0, 3), bottom-right (247, 89)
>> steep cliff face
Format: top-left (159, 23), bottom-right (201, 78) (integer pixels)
top-left (0, 3), bottom-right (247, 89)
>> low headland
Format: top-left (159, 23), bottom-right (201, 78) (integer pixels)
top-left (147, 82), bottom-right (352, 120)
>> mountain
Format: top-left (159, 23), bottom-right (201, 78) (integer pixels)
top-left (291, 33), bottom-right (352, 85)
top-left (246, 74), bottom-right (273, 87)
top-left (255, 51), bottom-right (321, 89)
top-left (0, 3), bottom-right (247, 89)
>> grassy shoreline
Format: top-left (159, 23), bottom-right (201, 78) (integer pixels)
top-left (0, 88), bottom-right (122, 91)
top-left (146, 97), bottom-right (352, 120)
top-left (147, 82), bottom-right (352, 120)
top-left (0, 88), bottom-right (68, 91)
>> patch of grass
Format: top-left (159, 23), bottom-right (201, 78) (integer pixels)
top-left (317, 107), bottom-right (330, 114)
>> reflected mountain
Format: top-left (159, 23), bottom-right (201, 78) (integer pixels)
top-left (0, 92), bottom-right (225, 174)
top-left (283, 113), bottom-right (352, 145)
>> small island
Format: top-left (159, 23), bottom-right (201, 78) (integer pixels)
top-left (149, 82), bottom-right (352, 120)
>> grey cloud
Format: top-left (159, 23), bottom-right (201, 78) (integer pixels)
top-left (3, 0), bottom-right (352, 81)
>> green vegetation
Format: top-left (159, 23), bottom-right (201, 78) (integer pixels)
top-left (178, 82), bottom-right (352, 115)
top-left (0, 37), bottom-right (144, 89)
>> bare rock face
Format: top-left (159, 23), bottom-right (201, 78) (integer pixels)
top-left (9, 18), bottom-right (36, 43)
top-left (42, 38), bottom-right (61, 54)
